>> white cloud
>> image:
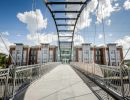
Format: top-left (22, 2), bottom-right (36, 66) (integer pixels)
top-left (73, 33), bottom-right (85, 45)
top-left (115, 3), bottom-right (119, 7)
top-left (16, 1), bottom-right (121, 47)
top-left (0, 32), bottom-right (12, 54)
top-left (27, 33), bottom-right (57, 45)
top-left (17, 9), bottom-right (84, 45)
top-left (65, 0), bottom-right (120, 31)
top-left (106, 19), bottom-right (111, 26)
top-left (115, 36), bottom-right (130, 59)
top-left (1, 31), bottom-right (10, 36)
top-left (76, 0), bottom-right (98, 30)
top-left (0, 36), bottom-right (12, 54)
top-left (17, 9), bottom-right (47, 34)
top-left (96, 33), bottom-right (112, 40)
top-left (27, 32), bottom-right (84, 45)
top-left (76, 11), bottom-right (92, 30)
top-left (123, 0), bottom-right (130, 10)
top-left (66, 0), bottom-right (98, 30)
top-left (98, 34), bottom-right (103, 39)
top-left (108, 33), bottom-right (113, 37)
top-left (97, 43), bottom-right (105, 47)
top-left (16, 34), bottom-right (22, 37)
top-left (96, 0), bottom-right (120, 23)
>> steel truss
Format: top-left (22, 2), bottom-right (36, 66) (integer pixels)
top-left (44, 0), bottom-right (91, 62)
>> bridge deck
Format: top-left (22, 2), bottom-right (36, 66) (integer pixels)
top-left (21, 64), bottom-right (98, 100)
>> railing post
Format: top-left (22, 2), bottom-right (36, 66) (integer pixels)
top-left (30, 66), bottom-right (32, 82)
top-left (40, 64), bottom-right (43, 76)
top-left (128, 67), bottom-right (130, 94)
top-left (102, 66), bottom-right (105, 86)
top-left (12, 65), bottom-right (16, 99)
top-left (3, 68), bottom-right (10, 100)
top-left (38, 64), bottom-right (41, 77)
top-left (120, 65), bottom-right (125, 98)
top-left (92, 63), bottom-right (95, 80)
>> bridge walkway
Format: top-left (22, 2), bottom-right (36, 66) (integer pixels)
top-left (16, 64), bottom-right (98, 100)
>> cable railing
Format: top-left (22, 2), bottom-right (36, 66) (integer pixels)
top-left (70, 62), bottom-right (130, 100)
top-left (0, 62), bottom-right (61, 100)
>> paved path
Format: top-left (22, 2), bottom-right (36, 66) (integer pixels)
top-left (23, 64), bottom-right (98, 100)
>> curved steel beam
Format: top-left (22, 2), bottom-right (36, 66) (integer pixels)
top-left (44, 1), bottom-right (62, 61)
top-left (70, 0), bottom-right (91, 61)
top-left (44, 0), bottom-right (91, 62)
top-left (46, 2), bottom-right (84, 5)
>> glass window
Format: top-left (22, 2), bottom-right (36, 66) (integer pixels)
top-left (43, 49), bottom-right (47, 54)
top-left (17, 50), bottom-right (20, 54)
top-left (31, 50), bottom-right (33, 55)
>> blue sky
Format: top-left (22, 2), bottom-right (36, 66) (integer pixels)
top-left (0, 0), bottom-right (56, 43)
top-left (0, 0), bottom-right (130, 59)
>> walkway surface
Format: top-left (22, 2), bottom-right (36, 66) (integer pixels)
top-left (23, 64), bottom-right (98, 100)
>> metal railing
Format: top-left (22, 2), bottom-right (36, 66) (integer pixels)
top-left (0, 68), bottom-right (9, 100)
top-left (0, 62), bottom-right (60, 99)
top-left (70, 62), bottom-right (130, 100)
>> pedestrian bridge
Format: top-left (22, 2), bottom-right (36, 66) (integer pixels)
top-left (0, 62), bottom-right (130, 100)
top-left (15, 64), bottom-right (98, 100)
top-left (0, 0), bottom-right (129, 100)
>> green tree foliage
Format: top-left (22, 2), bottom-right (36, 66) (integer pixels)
top-left (0, 53), bottom-right (8, 68)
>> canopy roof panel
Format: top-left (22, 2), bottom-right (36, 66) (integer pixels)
top-left (44, 0), bottom-right (91, 61)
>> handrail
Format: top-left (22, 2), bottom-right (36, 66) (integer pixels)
top-left (0, 62), bottom-right (61, 99)
top-left (70, 62), bottom-right (130, 100)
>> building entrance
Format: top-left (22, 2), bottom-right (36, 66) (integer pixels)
top-left (62, 59), bottom-right (69, 64)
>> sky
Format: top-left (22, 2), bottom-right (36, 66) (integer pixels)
top-left (0, 0), bottom-right (130, 59)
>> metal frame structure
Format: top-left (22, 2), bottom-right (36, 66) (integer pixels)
top-left (44, 0), bottom-right (91, 62)
top-left (70, 62), bottom-right (130, 100)
top-left (0, 62), bottom-right (60, 99)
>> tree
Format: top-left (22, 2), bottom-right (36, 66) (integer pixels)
top-left (0, 53), bottom-right (8, 68)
